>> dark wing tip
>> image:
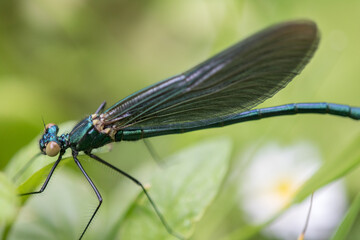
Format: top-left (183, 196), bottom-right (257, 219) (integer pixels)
top-left (280, 19), bottom-right (320, 49)
top-left (251, 19), bottom-right (320, 50)
top-left (237, 19), bottom-right (320, 79)
top-left (277, 19), bottom-right (320, 75)
top-left (266, 19), bottom-right (319, 39)
top-left (265, 19), bottom-right (320, 62)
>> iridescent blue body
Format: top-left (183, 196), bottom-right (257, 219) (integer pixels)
top-left (21, 20), bottom-right (360, 240)
top-left (68, 116), bottom-right (111, 151)
top-left (39, 124), bottom-right (69, 154)
top-left (39, 102), bottom-right (360, 157)
top-left (44, 102), bottom-right (360, 155)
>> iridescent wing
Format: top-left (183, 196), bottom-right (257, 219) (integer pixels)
top-left (102, 20), bottom-right (319, 131)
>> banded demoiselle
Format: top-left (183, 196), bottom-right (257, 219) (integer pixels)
top-left (18, 20), bottom-right (360, 240)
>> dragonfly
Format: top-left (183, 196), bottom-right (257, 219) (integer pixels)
top-left (18, 20), bottom-right (360, 240)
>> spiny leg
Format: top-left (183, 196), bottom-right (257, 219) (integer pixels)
top-left (19, 152), bottom-right (64, 196)
top-left (95, 101), bottom-right (107, 114)
top-left (143, 138), bottom-right (164, 167)
top-left (72, 151), bottom-right (102, 240)
top-left (85, 152), bottom-right (184, 240)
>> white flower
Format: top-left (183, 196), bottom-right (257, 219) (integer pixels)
top-left (238, 142), bottom-right (347, 240)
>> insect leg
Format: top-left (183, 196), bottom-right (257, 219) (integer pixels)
top-left (19, 152), bottom-right (64, 196)
top-left (95, 101), bottom-right (107, 114)
top-left (143, 138), bottom-right (164, 167)
top-left (85, 152), bottom-right (184, 240)
top-left (72, 151), bottom-right (102, 240)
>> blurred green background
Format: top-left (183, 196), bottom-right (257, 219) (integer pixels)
top-left (1, 0), bottom-right (360, 239)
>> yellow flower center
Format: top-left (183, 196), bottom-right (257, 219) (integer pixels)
top-left (274, 179), bottom-right (297, 203)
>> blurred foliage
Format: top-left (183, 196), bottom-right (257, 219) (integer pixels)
top-left (1, 0), bottom-right (360, 239)
top-left (0, 172), bottom-right (19, 226)
top-left (4, 137), bottom-right (231, 240)
top-left (330, 191), bottom-right (360, 240)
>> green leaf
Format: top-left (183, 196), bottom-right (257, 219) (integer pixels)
top-left (0, 172), bottom-right (19, 239)
top-left (292, 134), bottom-right (360, 204)
top-left (118, 137), bottom-right (232, 239)
top-left (0, 172), bottom-right (19, 222)
top-left (330, 192), bottom-right (360, 240)
top-left (2, 121), bottom-right (78, 239)
top-left (8, 169), bottom-right (98, 240)
top-left (6, 137), bottom-right (231, 240)
top-left (221, 135), bottom-right (360, 240)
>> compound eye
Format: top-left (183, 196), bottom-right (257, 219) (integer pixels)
top-left (46, 141), bottom-right (60, 157)
top-left (45, 123), bottom-right (56, 130)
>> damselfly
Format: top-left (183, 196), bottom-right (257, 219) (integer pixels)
top-left (19, 20), bottom-right (360, 239)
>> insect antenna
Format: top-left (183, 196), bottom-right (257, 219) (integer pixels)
top-left (41, 116), bottom-right (46, 131)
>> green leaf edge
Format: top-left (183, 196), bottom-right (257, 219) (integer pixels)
top-left (330, 191), bottom-right (360, 240)
top-left (221, 134), bottom-right (360, 240)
